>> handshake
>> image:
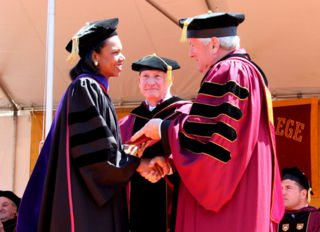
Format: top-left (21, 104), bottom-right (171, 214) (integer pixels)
top-left (123, 143), bottom-right (172, 183)
top-left (136, 156), bottom-right (173, 183)
top-left (123, 118), bottom-right (169, 183)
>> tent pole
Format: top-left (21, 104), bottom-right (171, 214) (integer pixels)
top-left (145, 0), bottom-right (179, 27)
top-left (44, 0), bottom-right (55, 137)
top-left (12, 111), bottom-right (18, 192)
top-left (0, 77), bottom-right (19, 191)
top-left (204, 0), bottom-right (214, 11)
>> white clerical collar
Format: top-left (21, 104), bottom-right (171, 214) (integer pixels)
top-left (145, 91), bottom-right (172, 111)
top-left (144, 100), bottom-right (161, 111)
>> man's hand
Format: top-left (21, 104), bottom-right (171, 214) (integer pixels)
top-left (148, 156), bottom-right (171, 176)
top-left (137, 157), bottom-right (172, 183)
top-left (137, 159), bottom-right (162, 183)
top-left (130, 118), bottom-right (163, 142)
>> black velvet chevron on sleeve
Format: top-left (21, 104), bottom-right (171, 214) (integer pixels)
top-left (189, 102), bottom-right (243, 120)
top-left (179, 132), bottom-right (231, 163)
top-left (73, 148), bottom-right (117, 167)
top-left (199, 81), bottom-right (249, 99)
top-left (68, 106), bottom-right (99, 124)
top-left (67, 78), bottom-right (120, 167)
top-left (183, 120), bottom-right (237, 141)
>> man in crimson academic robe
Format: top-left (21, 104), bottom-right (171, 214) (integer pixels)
top-left (278, 167), bottom-right (320, 232)
top-left (119, 54), bottom-right (191, 232)
top-left (130, 12), bottom-right (285, 231)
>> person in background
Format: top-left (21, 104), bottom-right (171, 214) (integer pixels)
top-left (119, 54), bottom-right (191, 232)
top-left (278, 167), bottom-right (320, 232)
top-left (130, 12), bottom-right (285, 231)
top-left (16, 18), bottom-right (157, 232)
top-left (0, 190), bottom-right (20, 232)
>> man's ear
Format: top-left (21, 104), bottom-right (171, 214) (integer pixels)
top-left (301, 189), bottom-right (308, 200)
top-left (210, 37), bottom-right (220, 53)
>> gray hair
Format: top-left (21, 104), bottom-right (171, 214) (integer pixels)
top-left (198, 36), bottom-right (240, 50)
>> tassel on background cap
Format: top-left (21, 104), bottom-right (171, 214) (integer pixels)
top-left (131, 53), bottom-right (180, 84)
top-left (152, 54), bottom-right (173, 86)
top-left (66, 37), bottom-right (80, 62)
top-left (307, 188), bottom-right (313, 203)
top-left (166, 66), bottom-right (172, 86)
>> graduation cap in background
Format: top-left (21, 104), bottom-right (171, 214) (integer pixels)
top-left (0, 190), bottom-right (21, 209)
top-left (282, 167), bottom-right (314, 202)
top-left (131, 53), bottom-right (180, 86)
top-left (179, 11), bottom-right (245, 42)
top-left (66, 18), bottom-right (119, 62)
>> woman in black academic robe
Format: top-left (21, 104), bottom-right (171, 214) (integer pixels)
top-left (17, 18), bottom-right (147, 232)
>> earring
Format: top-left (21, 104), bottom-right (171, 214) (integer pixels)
top-left (94, 60), bottom-right (98, 66)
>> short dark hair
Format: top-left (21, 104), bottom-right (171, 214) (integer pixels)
top-left (282, 167), bottom-right (311, 191)
top-left (69, 39), bottom-right (106, 80)
top-left (0, 190), bottom-right (20, 209)
top-left (295, 181), bottom-right (305, 192)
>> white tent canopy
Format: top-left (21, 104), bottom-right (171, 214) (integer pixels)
top-left (1, 0), bottom-right (320, 112)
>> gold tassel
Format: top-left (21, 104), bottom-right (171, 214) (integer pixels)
top-left (152, 54), bottom-right (173, 86)
top-left (166, 66), bottom-right (172, 86)
top-left (307, 188), bottom-right (312, 203)
top-left (180, 18), bottom-right (192, 43)
top-left (66, 36), bottom-right (80, 62)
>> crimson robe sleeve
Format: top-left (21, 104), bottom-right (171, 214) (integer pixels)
top-left (308, 209), bottom-right (320, 232)
top-left (165, 59), bottom-right (267, 212)
top-left (67, 78), bottom-right (140, 206)
top-left (119, 114), bottom-right (135, 144)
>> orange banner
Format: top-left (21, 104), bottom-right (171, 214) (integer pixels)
top-left (273, 97), bottom-right (319, 197)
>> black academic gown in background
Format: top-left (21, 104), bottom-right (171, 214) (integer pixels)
top-left (278, 206), bottom-right (320, 232)
top-left (37, 76), bottom-right (140, 232)
top-left (3, 217), bottom-right (17, 232)
top-left (120, 97), bottom-right (191, 232)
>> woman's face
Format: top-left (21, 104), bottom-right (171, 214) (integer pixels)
top-left (92, 35), bottom-right (125, 78)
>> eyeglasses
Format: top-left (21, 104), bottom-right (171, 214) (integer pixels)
top-left (139, 75), bottom-right (165, 82)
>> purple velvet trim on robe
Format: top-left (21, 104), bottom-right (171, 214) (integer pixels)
top-left (16, 74), bottom-right (108, 232)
